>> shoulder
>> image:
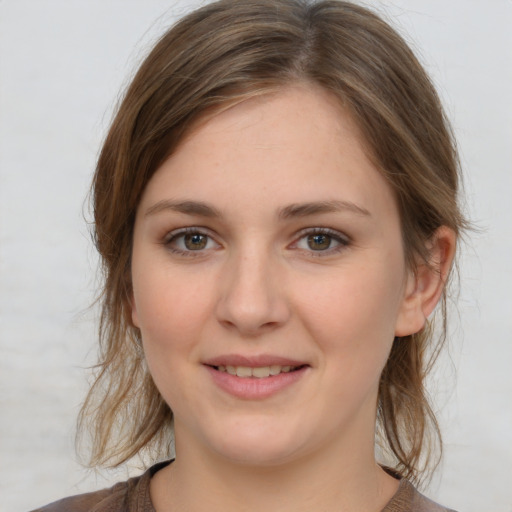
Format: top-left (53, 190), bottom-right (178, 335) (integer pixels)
top-left (29, 484), bottom-right (121, 512)
top-left (383, 479), bottom-right (457, 512)
top-left (30, 461), bottom-right (170, 512)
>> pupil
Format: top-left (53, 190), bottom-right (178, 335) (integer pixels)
top-left (308, 234), bottom-right (331, 250)
top-left (185, 233), bottom-right (207, 250)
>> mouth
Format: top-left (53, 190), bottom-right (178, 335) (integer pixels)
top-left (209, 364), bottom-right (307, 379)
top-left (203, 355), bottom-right (310, 399)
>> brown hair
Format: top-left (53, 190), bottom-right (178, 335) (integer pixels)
top-left (79, 0), bottom-right (468, 485)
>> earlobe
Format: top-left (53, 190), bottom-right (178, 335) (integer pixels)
top-left (395, 226), bottom-right (456, 337)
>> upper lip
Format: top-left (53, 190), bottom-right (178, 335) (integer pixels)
top-left (203, 354), bottom-right (308, 368)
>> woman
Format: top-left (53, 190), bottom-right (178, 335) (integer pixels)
top-left (34, 0), bottom-right (467, 510)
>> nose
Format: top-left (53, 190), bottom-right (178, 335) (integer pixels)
top-left (215, 248), bottom-right (291, 336)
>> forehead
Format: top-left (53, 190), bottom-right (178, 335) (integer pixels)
top-left (139, 85), bottom-right (398, 222)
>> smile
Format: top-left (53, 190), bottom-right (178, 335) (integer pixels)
top-left (214, 365), bottom-right (303, 378)
top-left (204, 359), bottom-right (309, 400)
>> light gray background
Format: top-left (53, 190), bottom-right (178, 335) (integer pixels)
top-left (1, 1), bottom-right (511, 511)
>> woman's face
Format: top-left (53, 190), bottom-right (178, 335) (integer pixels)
top-left (131, 85), bottom-right (418, 466)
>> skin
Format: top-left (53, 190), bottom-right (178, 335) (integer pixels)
top-left (130, 85), bottom-right (454, 512)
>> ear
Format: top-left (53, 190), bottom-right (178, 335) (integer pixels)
top-left (395, 226), bottom-right (456, 337)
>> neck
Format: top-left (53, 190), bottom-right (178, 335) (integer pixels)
top-left (150, 427), bottom-right (399, 512)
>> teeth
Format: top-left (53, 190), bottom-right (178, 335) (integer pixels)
top-left (236, 366), bottom-right (252, 377)
top-left (216, 365), bottom-right (298, 378)
top-left (252, 366), bottom-right (270, 378)
top-left (269, 365), bottom-right (281, 375)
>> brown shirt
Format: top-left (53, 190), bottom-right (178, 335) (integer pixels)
top-left (31, 461), bottom-right (456, 512)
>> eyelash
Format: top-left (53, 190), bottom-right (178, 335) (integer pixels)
top-left (163, 227), bottom-right (220, 257)
top-left (292, 227), bottom-right (350, 257)
top-left (163, 227), bottom-right (350, 257)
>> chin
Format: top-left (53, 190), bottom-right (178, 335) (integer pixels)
top-left (215, 443), bottom-right (302, 468)
top-left (203, 418), bottom-right (309, 467)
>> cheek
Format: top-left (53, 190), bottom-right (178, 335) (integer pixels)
top-left (132, 271), bottom-right (215, 408)
top-left (133, 269), bottom-right (213, 358)
top-left (294, 260), bottom-right (404, 364)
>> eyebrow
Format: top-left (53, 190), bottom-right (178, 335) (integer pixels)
top-left (145, 200), bottom-right (222, 218)
top-left (144, 199), bottom-right (371, 219)
top-left (278, 200), bottom-right (371, 219)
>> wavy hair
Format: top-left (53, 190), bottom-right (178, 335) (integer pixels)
top-left (78, 0), bottom-right (468, 485)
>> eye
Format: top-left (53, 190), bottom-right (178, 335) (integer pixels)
top-left (183, 233), bottom-right (209, 250)
top-left (293, 228), bottom-right (349, 254)
top-left (165, 228), bottom-right (219, 254)
top-left (305, 233), bottom-right (333, 251)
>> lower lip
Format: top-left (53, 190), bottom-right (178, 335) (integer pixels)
top-left (205, 365), bottom-right (308, 400)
